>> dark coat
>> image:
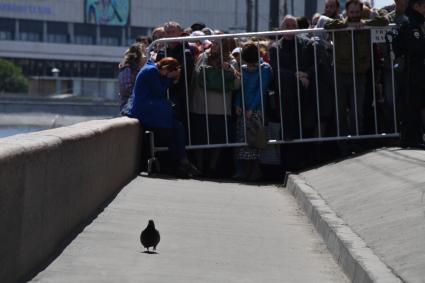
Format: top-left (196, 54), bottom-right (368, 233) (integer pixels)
top-left (269, 36), bottom-right (316, 138)
top-left (394, 7), bottom-right (425, 143)
top-left (395, 7), bottom-right (425, 85)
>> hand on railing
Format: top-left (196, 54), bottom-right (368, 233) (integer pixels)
top-left (348, 21), bottom-right (365, 29)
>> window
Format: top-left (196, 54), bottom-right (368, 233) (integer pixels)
top-left (23, 59), bottom-right (46, 76)
top-left (74, 23), bottom-right (96, 45)
top-left (70, 61), bottom-right (81, 77)
top-left (100, 25), bottom-right (122, 46)
top-left (18, 32), bottom-right (41, 42)
top-left (81, 62), bottom-right (98, 77)
top-left (19, 19), bottom-right (42, 42)
top-left (99, 62), bottom-right (117, 78)
top-left (46, 21), bottom-right (69, 43)
top-left (0, 30), bottom-right (12, 40)
top-left (99, 36), bottom-right (119, 46)
top-left (0, 18), bottom-right (14, 40)
top-left (74, 35), bottom-right (94, 45)
top-left (46, 33), bottom-right (68, 43)
top-left (130, 26), bottom-right (149, 42)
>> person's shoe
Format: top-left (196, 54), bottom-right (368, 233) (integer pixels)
top-left (175, 166), bottom-right (190, 178)
top-left (176, 162), bottom-right (201, 178)
top-left (231, 173), bottom-right (246, 181)
top-left (232, 160), bottom-right (247, 181)
top-left (246, 161), bottom-right (262, 182)
top-left (206, 168), bottom-right (220, 178)
top-left (187, 162), bottom-right (202, 177)
top-left (400, 139), bottom-right (425, 150)
top-left (404, 143), bottom-right (425, 150)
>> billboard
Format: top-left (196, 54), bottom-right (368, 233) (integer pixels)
top-left (85, 0), bottom-right (129, 26)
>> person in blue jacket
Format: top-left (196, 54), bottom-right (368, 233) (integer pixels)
top-left (126, 57), bottom-right (200, 177)
top-left (233, 41), bottom-right (272, 181)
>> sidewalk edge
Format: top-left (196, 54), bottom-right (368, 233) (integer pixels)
top-left (286, 174), bottom-right (403, 283)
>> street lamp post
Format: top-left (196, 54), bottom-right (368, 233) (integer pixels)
top-left (51, 67), bottom-right (61, 95)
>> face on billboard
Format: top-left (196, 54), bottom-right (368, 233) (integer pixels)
top-left (85, 0), bottom-right (129, 26)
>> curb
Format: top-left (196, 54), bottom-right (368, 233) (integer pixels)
top-left (286, 174), bottom-right (403, 283)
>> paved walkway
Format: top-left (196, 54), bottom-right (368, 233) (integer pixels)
top-left (290, 148), bottom-right (425, 283)
top-left (32, 177), bottom-right (347, 283)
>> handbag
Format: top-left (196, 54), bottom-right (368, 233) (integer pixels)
top-left (246, 114), bottom-right (267, 149)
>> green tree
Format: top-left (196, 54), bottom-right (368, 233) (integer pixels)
top-left (0, 59), bottom-right (28, 93)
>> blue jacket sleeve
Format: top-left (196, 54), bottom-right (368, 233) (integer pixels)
top-left (247, 64), bottom-right (272, 111)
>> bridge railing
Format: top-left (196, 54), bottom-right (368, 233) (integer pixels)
top-left (146, 25), bottom-right (399, 152)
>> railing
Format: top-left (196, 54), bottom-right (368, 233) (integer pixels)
top-left (146, 25), bottom-right (399, 153)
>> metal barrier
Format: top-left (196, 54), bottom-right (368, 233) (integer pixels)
top-left (145, 25), bottom-right (399, 158)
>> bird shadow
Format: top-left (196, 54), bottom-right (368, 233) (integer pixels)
top-left (141, 251), bottom-right (158, 255)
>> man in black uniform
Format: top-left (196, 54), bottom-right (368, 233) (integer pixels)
top-left (395, 0), bottom-right (425, 147)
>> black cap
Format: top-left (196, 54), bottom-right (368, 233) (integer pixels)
top-left (190, 22), bottom-right (206, 31)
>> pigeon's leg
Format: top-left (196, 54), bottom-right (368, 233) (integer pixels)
top-left (146, 247), bottom-right (149, 252)
top-left (153, 246), bottom-right (156, 251)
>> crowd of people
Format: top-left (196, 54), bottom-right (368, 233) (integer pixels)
top-left (117, 0), bottom-right (425, 180)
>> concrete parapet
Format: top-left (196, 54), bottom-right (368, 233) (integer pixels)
top-left (0, 117), bottom-right (141, 282)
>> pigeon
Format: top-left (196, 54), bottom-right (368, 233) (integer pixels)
top-left (140, 220), bottom-right (160, 252)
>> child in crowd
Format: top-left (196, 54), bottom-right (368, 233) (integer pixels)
top-left (233, 41), bottom-right (271, 181)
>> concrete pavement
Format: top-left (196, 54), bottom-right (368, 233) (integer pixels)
top-left (288, 148), bottom-right (425, 283)
top-left (32, 176), bottom-right (348, 283)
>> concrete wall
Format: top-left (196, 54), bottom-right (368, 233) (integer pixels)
top-left (0, 99), bottom-right (119, 117)
top-left (0, 117), bottom-right (141, 282)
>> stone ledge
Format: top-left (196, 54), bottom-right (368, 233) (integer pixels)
top-left (0, 117), bottom-right (141, 282)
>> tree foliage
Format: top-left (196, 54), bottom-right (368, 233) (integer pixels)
top-left (0, 59), bottom-right (28, 93)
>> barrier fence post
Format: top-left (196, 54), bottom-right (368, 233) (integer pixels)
top-left (351, 29), bottom-right (360, 136)
top-left (370, 30), bottom-right (379, 134)
top-left (182, 42), bottom-right (192, 145)
top-left (294, 34), bottom-right (303, 139)
top-left (256, 40), bottom-right (265, 126)
top-left (313, 40), bottom-right (322, 138)
top-left (201, 45), bottom-right (211, 145)
top-left (388, 32), bottom-right (398, 133)
top-left (332, 31), bottom-right (341, 137)
top-left (238, 43), bottom-right (247, 143)
top-left (275, 35), bottom-right (285, 141)
top-left (219, 38), bottom-right (230, 144)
